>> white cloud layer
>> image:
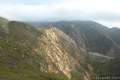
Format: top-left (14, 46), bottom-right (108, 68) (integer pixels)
top-left (0, 0), bottom-right (120, 27)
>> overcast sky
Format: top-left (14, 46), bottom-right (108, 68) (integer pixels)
top-left (0, 0), bottom-right (120, 28)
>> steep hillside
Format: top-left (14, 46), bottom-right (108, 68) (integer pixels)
top-left (35, 27), bottom-right (92, 79)
top-left (0, 17), bottom-right (9, 36)
top-left (0, 18), bottom-right (93, 80)
top-left (110, 28), bottom-right (120, 46)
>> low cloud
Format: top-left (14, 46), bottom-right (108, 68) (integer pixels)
top-left (0, 0), bottom-right (120, 27)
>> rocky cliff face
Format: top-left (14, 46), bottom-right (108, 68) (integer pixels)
top-left (37, 27), bottom-right (73, 78)
top-left (35, 27), bottom-right (89, 79)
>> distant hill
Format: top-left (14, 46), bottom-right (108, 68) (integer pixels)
top-left (29, 21), bottom-right (120, 57)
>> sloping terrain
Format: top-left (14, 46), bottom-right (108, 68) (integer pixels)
top-left (29, 21), bottom-right (120, 78)
top-left (110, 28), bottom-right (120, 46)
top-left (0, 18), bottom-right (92, 80)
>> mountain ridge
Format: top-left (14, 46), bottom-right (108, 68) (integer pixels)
top-left (30, 21), bottom-right (120, 57)
top-left (1, 17), bottom-right (120, 80)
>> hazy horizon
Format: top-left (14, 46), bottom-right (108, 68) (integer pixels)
top-left (0, 0), bottom-right (120, 28)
